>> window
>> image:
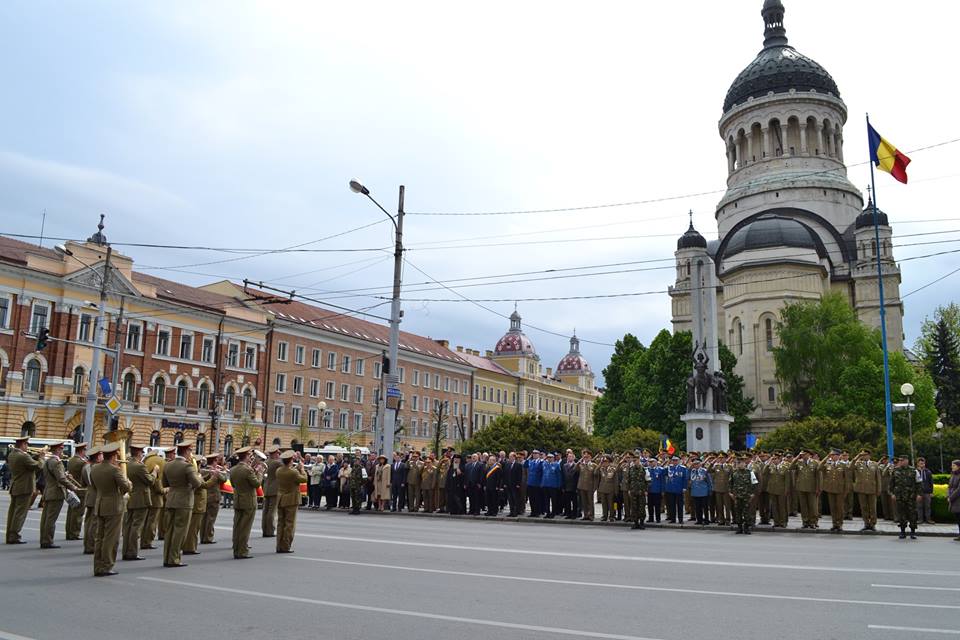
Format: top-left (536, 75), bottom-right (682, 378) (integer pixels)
top-left (341, 355), bottom-right (351, 373)
top-left (30, 303), bottom-right (49, 334)
top-left (201, 338), bottom-right (214, 363)
top-left (512, 392), bottom-right (516, 406)
top-left (423, 422), bottom-right (431, 438)
top-left (72, 366), bottom-right (85, 395)
top-left (435, 376), bottom-right (441, 391)
top-left (325, 381), bottom-right (335, 400)
top-left (152, 378), bottom-right (165, 405)
top-left (354, 386), bottom-right (363, 404)
top-left (244, 346), bottom-right (256, 369)
top-left (422, 396), bottom-right (429, 413)
top-left (312, 348), bottom-right (321, 368)
top-left (156, 329), bottom-right (170, 356)
top-left (453, 379), bottom-right (459, 394)
top-left (77, 313), bottom-right (93, 342)
top-left (463, 380), bottom-right (469, 396)
top-left (413, 370), bottom-right (420, 387)
top-left (295, 345), bottom-right (305, 365)
top-left (322, 410), bottom-right (332, 429)
top-left (398, 367), bottom-right (405, 383)
top-left (309, 379), bottom-right (320, 397)
top-left (444, 377), bottom-right (450, 392)
top-left (355, 359), bottom-right (364, 376)
top-left (226, 343), bottom-right (239, 367)
top-left (412, 395), bottom-right (419, 412)
top-left (242, 388), bottom-right (252, 414)
top-left (374, 361), bottom-right (382, 379)
top-left (175, 380), bottom-right (188, 408)
top-left (327, 352), bottom-right (336, 370)
top-left (768, 386), bottom-right (776, 403)
top-left (291, 406), bottom-right (301, 426)
top-left (482, 387), bottom-right (487, 401)
top-left (339, 411), bottom-right (348, 430)
top-left (275, 373), bottom-right (287, 393)
top-left (196, 433), bottom-right (205, 456)
top-left (765, 318), bottom-right (774, 351)
top-left (180, 334), bottom-right (193, 360)
top-left (474, 385), bottom-right (479, 399)
top-left (122, 372), bottom-right (137, 402)
top-left (277, 342), bottom-right (288, 362)
top-left (198, 383), bottom-right (210, 410)
top-left (0, 295), bottom-right (9, 329)
top-left (293, 376), bottom-right (303, 395)
top-left (353, 413), bottom-right (362, 431)
top-left (225, 387), bottom-right (236, 412)
top-left (274, 404), bottom-right (284, 424)
top-left (126, 322), bottom-right (142, 351)
top-left (340, 383), bottom-right (349, 402)
top-left (308, 408), bottom-right (318, 428)
top-left (411, 419), bottom-right (418, 437)
top-left (496, 389), bottom-right (501, 404)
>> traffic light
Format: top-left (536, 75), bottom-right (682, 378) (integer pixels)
top-left (381, 353), bottom-right (391, 375)
top-left (35, 327), bottom-right (50, 351)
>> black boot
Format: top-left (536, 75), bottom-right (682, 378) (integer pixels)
top-left (899, 525), bottom-right (906, 539)
top-left (736, 524), bottom-right (744, 534)
top-left (909, 527), bottom-right (917, 540)
top-left (744, 525), bottom-right (752, 535)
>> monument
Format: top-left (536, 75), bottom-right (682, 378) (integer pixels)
top-left (680, 250), bottom-right (733, 452)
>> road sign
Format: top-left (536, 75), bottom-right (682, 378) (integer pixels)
top-left (386, 387), bottom-right (401, 398)
top-left (104, 395), bottom-right (122, 415)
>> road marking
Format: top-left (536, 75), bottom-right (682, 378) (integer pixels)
top-left (138, 577), bottom-right (663, 640)
top-left (0, 630), bottom-right (37, 640)
top-left (872, 584), bottom-right (960, 592)
top-left (868, 625), bottom-right (960, 635)
top-left (291, 557), bottom-right (960, 610)
top-left (289, 533), bottom-right (960, 576)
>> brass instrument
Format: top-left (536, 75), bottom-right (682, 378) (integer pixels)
top-left (27, 446), bottom-right (50, 460)
top-left (102, 428), bottom-right (133, 479)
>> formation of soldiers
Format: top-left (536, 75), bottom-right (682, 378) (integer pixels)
top-left (4, 436), bottom-right (932, 577)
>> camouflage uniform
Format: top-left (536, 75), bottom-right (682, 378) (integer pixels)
top-left (349, 462), bottom-right (364, 514)
top-left (730, 464), bottom-right (755, 534)
top-left (627, 462), bottom-right (649, 529)
top-left (890, 463), bottom-right (921, 538)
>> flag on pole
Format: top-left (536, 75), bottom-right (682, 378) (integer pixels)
top-left (659, 436), bottom-right (676, 455)
top-left (867, 124), bottom-right (911, 184)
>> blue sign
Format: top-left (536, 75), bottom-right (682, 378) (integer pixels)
top-left (98, 377), bottom-right (112, 396)
top-left (386, 387), bottom-right (401, 398)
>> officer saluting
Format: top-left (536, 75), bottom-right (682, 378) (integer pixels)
top-left (91, 442), bottom-right (132, 576)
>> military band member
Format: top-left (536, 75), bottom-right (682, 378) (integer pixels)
top-left (39, 441), bottom-right (82, 548)
top-left (852, 449), bottom-right (881, 531)
top-left (201, 453), bottom-right (228, 544)
top-left (157, 446), bottom-right (177, 542)
top-left (261, 445), bottom-right (282, 537)
top-left (161, 441), bottom-right (202, 567)
top-left (819, 448), bottom-right (847, 532)
top-left (65, 442), bottom-right (88, 540)
top-left (230, 446), bottom-right (262, 559)
top-left (5, 435), bottom-right (42, 544)
top-left (182, 459), bottom-right (218, 556)
top-left (82, 446), bottom-right (103, 554)
top-left (140, 446), bottom-right (166, 550)
top-left (91, 442), bottom-right (132, 576)
top-left (276, 450), bottom-right (307, 553)
top-left (122, 443), bottom-right (156, 560)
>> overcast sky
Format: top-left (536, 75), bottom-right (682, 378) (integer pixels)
top-left (2, 0), bottom-right (957, 386)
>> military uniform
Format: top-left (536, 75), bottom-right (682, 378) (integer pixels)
top-left (421, 462), bottom-right (438, 513)
top-left (140, 450), bottom-right (165, 548)
top-left (350, 462), bottom-right (364, 514)
top-left (201, 460), bottom-right (227, 544)
top-left (618, 459), bottom-right (633, 523)
top-left (65, 448), bottom-right (88, 540)
top-left (183, 470), bottom-right (218, 554)
top-left (437, 457), bottom-right (450, 512)
top-left (91, 445), bottom-right (132, 576)
top-left (82, 450), bottom-right (100, 554)
top-left (4, 444), bottom-right (42, 544)
top-left (40, 450), bottom-right (81, 547)
top-left (890, 461), bottom-right (921, 538)
top-left (750, 457), bottom-right (769, 524)
top-left (261, 454), bottom-right (283, 537)
top-left (122, 452), bottom-right (156, 559)
top-left (762, 459), bottom-right (789, 527)
top-left (276, 453), bottom-right (307, 552)
top-left (707, 459), bottom-right (732, 526)
top-left (576, 459), bottom-right (598, 521)
top-left (161, 454), bottom-right (203, 566)
top-left (406, 458), bottom-right (423, 512)
top-left (230, 451), bottom-right (261, 559)
top-left (852, 453), bottom-right (881, 531)
top-left (627, 461), bottom-right (650, 529)
top-left (597, 462), bottom-right (618, 522)
top-left (842, 456), bottom-right (855, 519)
top-left (880, 460), bottom-right (895, 520)
top-left (730, 461), bottom-right (756, 534)
top-left (818, 455), bottom-right (847, 531)
top-left (791, 455), bottom-right (820, 528)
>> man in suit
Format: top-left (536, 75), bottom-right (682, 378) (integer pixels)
top-left (503, 452), bottom-right (523, 517)
top-left (161, 441), bottom-right (202, 567)
top-left (261, 445), bottom-right (282, 537)
top-left (230, 447), bottom-right (262, 559)
top-left (483, 455), bottom-right (502, 517)
top-left (65, 442), bottom-right (88, 540)
top-left (122, 443), bottom-right (156, 561)
top-left (91, 442), bottom-right (132, 576)
top-left (201, 453), bottom-right (227, 544)
top-left (39, 441), bottom-right (82, 548)
top-left (389, 452), bottom-right (406, 512)
top-left (405, 451), bottom-right (423, 512)
top-left (82, 446), bottom-right (103, 554)
top-left (465, 453), bottom-right (483, 515)
top-left (276, 450), bottom-right (307, 553)
top-left (561, 452), bottom-right (579, 519)
top-left (5, 435), bottom-right (42, 544)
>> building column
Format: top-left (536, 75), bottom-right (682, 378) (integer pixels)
top-left (747, 133), bottom-right (754, 163)
top-left (814, 123), bottom-right (823, 155)
top-left (727, 143), bottom-right (736, 173)
top-left (761, 127), bottom-right (770, 159)
top-left (799, 121), bottom-right (808, 155)
top-left (777, 122), bottom-right (786, 156)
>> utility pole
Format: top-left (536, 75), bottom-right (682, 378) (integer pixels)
top-left (83, 245), bottom-right (112, 444)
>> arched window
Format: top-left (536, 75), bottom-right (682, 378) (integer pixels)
top-left (768, 386), bottom-right (776, 403)
top-left (175, 380), bottom-right (188, 408)
top-left (72, 366), bottom-right (85, 395)
top-left (122, 372), bottom-right (137, 402)
top-left (24, 359), bottom-right (42, 393)
top-left (173, 431), bottom-right (184, 444)
top-left (152, 378), bottom-right (166, 405)
top-left (871, 240), bottom-right (877, 257)
top-left (225, 387), bottom-right (236, 412)
top-left (198, 383), bottom-right (210, 410)
top-left (149, 430), bottom-right (161, 446)
top-left (242, 388), bottom-right (253, 415)
top-left (20, 421), bottom-right (36, 437)
top-left (223, 434), bottom-right (234, 457)
top-left (196, 433), bottom-right (205, 456)
top-left (272, 437), bottom-right (281, 446)
top-left (765, 318), bottom-right (774, 351)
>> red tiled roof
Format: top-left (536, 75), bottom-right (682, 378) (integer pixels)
top-left (457, 350), bottom-right (515, 377)
top-left (0, 235), bottom-right (63, 265)
top-left (131, 271), bottom-right (240, 313)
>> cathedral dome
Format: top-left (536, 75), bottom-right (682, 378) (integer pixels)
top-left (677, 218), bottom-right (708, 250)
top-left (556, 335), bottom-right (591, 375)
top-left (494, 310), bottom-right (537, 357)
top-left (855, 199), bottom-right (889, 229)
top-left (723, 1), bottom-right (840, 113)
top-left (723, 215), bottom-right (825, 259)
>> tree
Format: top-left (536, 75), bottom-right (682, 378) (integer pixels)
top-left (592, 334), bottom-right (645, 437)
top-left (920, 316), bottom-right (960, 425)
top-left (758, 415), bottom-right (886, 455)
top-left (915, 303), bottom-right (960, 363)
top-left (460, 413), bottom-right (597, 454)
top-left (600, 426), bottom-right (662, 453)
top-left (430, 400), bottom-right (450, 455)
top-left (296, 417), bottom-right (310, 446)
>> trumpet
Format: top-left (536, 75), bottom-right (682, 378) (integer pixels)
top-left (27, 446), bottom-right (50, 460)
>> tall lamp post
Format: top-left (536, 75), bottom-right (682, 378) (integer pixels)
top-left (935, 420), bottom-right (944, 473)
top-left (897, 382), bottom-right (916, 465)
top-left (349, 179), bottom-right (404, 456)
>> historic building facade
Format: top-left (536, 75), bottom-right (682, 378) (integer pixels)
top-left (669, 1), bottom-right (904, 434)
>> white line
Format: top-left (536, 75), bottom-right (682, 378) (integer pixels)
top-left (291, 556), bottom-right (960, 611)
top-left (872, 584), bottom-right (960, 592)
top-left (0, 630), bottom-right (37, 640)
top-left (868, 625), bottom-right (960, 635)
top-left (289, 532), bottom-right (960, 576)
top-left (138, 577), bottom-right (662, 640)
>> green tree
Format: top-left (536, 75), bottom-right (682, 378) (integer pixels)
top-left (461, 413), bottom-right (597, 454)
top-left (915, 303), bottom-right (960, 363)
top-left (920, 316), bottom-right (960, 425)
top-left (592, 334), bottom-right (645, 437)
top-left (430, 400), bottom-right (450, 455)
top-left (600, 426), bottom-right (661, 453)
top-left (758, 415), bottom-right (885, 455)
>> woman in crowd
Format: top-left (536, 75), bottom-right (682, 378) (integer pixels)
top-left (374, 455), bottom-right (391, 512)
top-left (948, 459), bottom-right (960, 541)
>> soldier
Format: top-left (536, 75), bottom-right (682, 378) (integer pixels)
top-left (819, 448), bottom-right (847, 532)
top-left (65, 442), bottom-right (88, 540)
top-left (890, 455), bottom-right (921, 539)
top-left (841, 451), bottom-right (855, 520)
top-left (4, 435), bottom-right (42, 544)
top-left (421, 457), bottom-right (438, 513)
top-left (276, 450), bottom-right (307, 553)
top-left (750, 451), bottom-right (770, 525)
top-left (349, 457), bottom-right (364, 514)
top-left (82, 446), bottom-right (103, 554)
top-left (161, 441), bottom-right (203, 567)
top-left (618, 453), bottom-right (635, 524)
top-left (576, 451), bottom-right (597, 521)
top-left (707, 453), bottom-right (732, 526)
top-left (730, 455), bottom-right (757, 534)
top-left (91, 442), bottom-right (132, 577)
top-left (437, 451), bottom-right (451, 513)
top-left (230, 446), bottom-right (262, 559)
top-left (878, 455), bottom-right (893, 520)
top-left (122, 443), bottom-right (156, 560)
top-left (405, 452), bottom-right (423, 512)
top-left (791, 450), bottom-right (821, 529)
top-left (627, 453), bottom-right (650, 529)
top-left (596, 455), bottom-right (618, 522)
top-left (201, 453), bottom-right (228, 544)
top-left (182, 457), bottom-right (218, 556)
top-left (762, 451), bottom-right (789, 528)
top-left (261, 445), bottom-right (283, 537)
top-left (156, 446), bottom-right (177, 542)
top-left (39, 441), bottom-right (82, 548)
top-left (852, 449), bottom-right (881, 531)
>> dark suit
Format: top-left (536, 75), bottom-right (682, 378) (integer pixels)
top-left (465, 461), bottom-right (484, 515)
top-left (562, 462), bottom-right (580, 517)
top-left (390, 461), bottom-right (407, 512)
top-left (483, 464), bottom-right (502, 516)
top-left (503, 461), bottom-right (523, 516)
top-left (446, 464), bottom-right (466, 514)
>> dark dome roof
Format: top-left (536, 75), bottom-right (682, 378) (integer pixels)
top-left (723, 2), bottom-right (841, 112)
top-left (856, 199), bottom-right (889, 229)
top-left (677, 219), bottom-right (707, 250)
top-left (724, 215), bottom-right (824, 258)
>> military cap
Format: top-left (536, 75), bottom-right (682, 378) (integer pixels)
top-left (898, 454), bottom-right (909, 460)
top-left (671, 455), bottom-right (679, 461)
top-left (176, 441), bottom-right (193, 450)
top-left (266, 445), bottom-right (281, 454)
top-left (48, 440), bottom-right (66, 449)
top-left (280, 450), bottom-right (297, 461)
top-left (100, 442), bottom-right (122, 454)
top-left (830, 448), bottom-right (841, 455)
top-left (74, 441), bottom-right (89, 450)
top-left (86, 445), bottom-right (101, 457)
top-left (14, 435), bottom-right (30, 443)
top-left (235, 446), bottom-right (253, 455)
top-left (859, 448), bottom-right (872, 456)
top-left (129, 442), bottom-right (146, 451)
top-left (204, 452), bottom-right (221, 460)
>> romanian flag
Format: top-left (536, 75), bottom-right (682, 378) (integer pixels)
top-left (660, 436), bottom-right (676, 455)
top-left (299, 482), bottom-right (308, 497)
top-left (220, 479), bottom-right (233, 494)
top-left (868, 124), bottom-right (911, 184)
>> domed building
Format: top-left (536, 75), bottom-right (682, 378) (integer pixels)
top-left (669, 0), bottom-right (903, 434)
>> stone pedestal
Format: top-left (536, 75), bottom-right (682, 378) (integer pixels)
top-left (681, 412), bottom-right (733, 453)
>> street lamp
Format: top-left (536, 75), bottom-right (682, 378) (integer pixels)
top-left (935, 420), bottom-right (944, 473)
top-left (349, 179), bottom-right (404, 457)
top-left (900, 382), bottom-right (915, 465)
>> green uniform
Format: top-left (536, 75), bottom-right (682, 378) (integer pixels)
top-left (122, 458), bottom-right (155, 559)
top-left (261, 458), bottom-right (282, 537)
top-left (730, 466), bottom-right (755, 533)
top-left (91, 461), bottom-right (132, 575)
top-left (183, 472), bottom-right (218, 554)
top-left (82, 462), bottom-right (98, 554)
top-left (161, 457), bottom-right (202, 566)
top-left (791, 458), bottom-right (820, 528)
top-left (890, 465), bottom-right (921, 534)
top-left (65, 454), bottom-right (87, 540)
top-left (40, 455), bottom-right (79, 547)
top-left (230, 462), bottom-right (261, 559)
top-left (201, 467), bottom-right (227, 544)
top-left (350, 463), bottom-right (364, 513)
top-left (708, 461), bottom-right (732, 525)
top-left (627, 462), bottom-right (649, 528)
top-left (5, 448), bottom-right (42, 544)
top-left (852, 458), bottom-right (881, 529)
top-left (818, 459), bottom-right (846, 531)
top-left (576, 461), bottom-right (598, 521)
top-left (276, 463), bottom-right (307, 552)
top-left (405, 459), bottom-right (423, 512)
top-left (140, 453), bottom-right (164, 548)
top-left (762, 462), bottom-right (789, 527)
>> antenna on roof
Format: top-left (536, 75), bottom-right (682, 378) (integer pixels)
top-left (38, 209), bottom-right (47, 249)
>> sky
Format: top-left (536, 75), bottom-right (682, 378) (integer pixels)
top-left (2, 0), bottom-right (958, 387)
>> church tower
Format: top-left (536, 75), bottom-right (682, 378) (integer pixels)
top-left (670, 0), bottom-right (904, 434)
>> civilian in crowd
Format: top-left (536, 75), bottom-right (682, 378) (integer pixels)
top-left (917, 457), bottom-right (935, 524)
top-left (948, 459), bottom-right (960, 541)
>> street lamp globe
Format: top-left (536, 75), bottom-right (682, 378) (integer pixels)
top-left (900, 382), bottom-right (914, 397)
top-left (349, 180), bottom-right (369, 195)
top-left (54, 243), bottom-right (73, 256)
top-left (318, 401), bottom-right (327, 412)
top-left (936, 421), bottom-right (944, 431)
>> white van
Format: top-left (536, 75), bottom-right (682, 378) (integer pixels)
top-left (0, 437), bottom-right (76, 465)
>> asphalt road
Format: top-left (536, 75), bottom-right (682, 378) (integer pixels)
top-left (1, 494), bottom-right (959, 640)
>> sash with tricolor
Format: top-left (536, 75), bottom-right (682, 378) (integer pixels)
top-left (485, 463), bottom-right (500, 479)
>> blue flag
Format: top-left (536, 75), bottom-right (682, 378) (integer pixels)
top-left (98, 377), bottom-right (112, 396)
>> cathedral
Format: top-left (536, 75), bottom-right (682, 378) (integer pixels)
top-left (669, 0), bottom-right (904, 434)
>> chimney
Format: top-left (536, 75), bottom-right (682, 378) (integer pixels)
top-left (546, 367), bottom-right (553, 377)
top-left (485, 350), bottom-right (494, 358)
top-left (435, 339), bottom-right (449, 348)
top-left (456, 346), bottom-right (463, 353)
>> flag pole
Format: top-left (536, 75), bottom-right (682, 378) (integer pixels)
top-left (866, 113), bottom-right (896, 461)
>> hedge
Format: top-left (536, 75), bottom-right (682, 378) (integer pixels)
top-left (933, 484), bottom-right (953, 522)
